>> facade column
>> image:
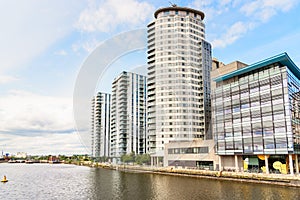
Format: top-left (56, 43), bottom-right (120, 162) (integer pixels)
top-left (235, 155), bottom-right (239, 172)
top-left (218, 156), bottom-right (222, 171)
top-left (264, 155), bottom-right (269, 174)
top-left (151, 157), bottom-right (153, 167)
top-left (289, 154), bottom-right (294, 175)
top-left (296, 155), bottom-right (299, 174)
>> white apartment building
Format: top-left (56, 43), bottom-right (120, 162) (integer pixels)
top-left (110, 71), bottom-right (147, 162)
top-left (91, 92), bottom-right (111, 159)
top-left (147, 6), bottom-right (212, 157)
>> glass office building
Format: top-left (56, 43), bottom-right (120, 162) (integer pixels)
top-left (213, 53), bottom-right (300, 174)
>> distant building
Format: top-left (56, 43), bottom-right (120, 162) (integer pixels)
top-left (15, 152), bottom-right (27, 159)
top-left (211, 58), bottom-right (248, 90)
top-left (212, 53), bottom-right (300, 174)
top-left (110, 71), bottom-right (147, 162)
top-left (49, 155), bottom-right (59, 162)
top-left (147, 6), bottom-right (212, 162)
top-left (91, 92), bottom-right (111, 159)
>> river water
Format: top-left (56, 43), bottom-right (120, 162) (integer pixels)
top-left (0, 163), bottom-right (299, 200)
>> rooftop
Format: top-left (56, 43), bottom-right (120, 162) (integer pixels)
top-left (154, 6), bottom-right (205, 20)
top-left (214, 52), bottom-right (299, 82)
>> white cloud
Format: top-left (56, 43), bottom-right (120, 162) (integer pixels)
top-left (0, 132), bottom-right (87, 155)
top-left (190, 0), bottom-right (232, 21)
top-left (76, 0), bottom-right (154, 32)
top-left (191, 0), bottom-right (299, 48)
top-left (212, 21), bottom-right (256, 48)
top-left (219, 0), bottom-right (233, 6)
top-left (192, 0), bottom-right (213, 8)
top-left (0, 75), bottom-right (19, 84)
top-left (0, 90), bottom-right (74, 133)
top-left (240, 0), bottom-right (298, 22)
top-left (54, 50), bottom-right (68, 56)
top-left (82, 38), bottom-right (101, 53)
top-left (0, 90), bottom-right (89, 155)
top-left (0, 1), bottom-right (84, 72)
top-left (71, 37), bottom-right (100, 56)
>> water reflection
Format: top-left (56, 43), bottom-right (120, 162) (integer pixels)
top-left (90, 168), bottom-right (300, 200)
top-left (0, 164), bottom-right (299, 200)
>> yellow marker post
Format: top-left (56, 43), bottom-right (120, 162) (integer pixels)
top-left (1, 175), bottom-right (8, 183)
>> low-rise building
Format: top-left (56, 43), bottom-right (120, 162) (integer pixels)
top-left (163, 140), bottom-right (218, 169)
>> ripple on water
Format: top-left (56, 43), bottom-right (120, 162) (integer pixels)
top-left (0, 164), bottom-right (299, 200)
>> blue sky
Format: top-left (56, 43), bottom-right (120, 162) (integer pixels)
top-left (0, 0), bottom-right (299, 155)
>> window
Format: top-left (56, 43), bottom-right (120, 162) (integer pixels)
top-left (253, 137), bottom-right (263, 152)
top-left (276, 137), bottom-right (287, 148)
top-left (243, 138), bottom-right (253, 153)
top-left (251, 101), bottom-right (259, 107)
top-left (199, 147), bottom-right (209, 153)
top-left (264, 139), bottom-right (275, 149)
top-left (241, 103), bottom-right (249, 109)
top-left (275, 127), bottom-right (286, 134)
top-left (250, 87), bottom-right (259, 93)
top-left (233, 106), bottom-right (240, 113)
top-left (234, 140), bottom-right (242, 150)
top-left (225, 141), bottom-right (234, 150)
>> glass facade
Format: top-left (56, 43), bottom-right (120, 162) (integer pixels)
top-left (213, 63), bottom-right (300, 155)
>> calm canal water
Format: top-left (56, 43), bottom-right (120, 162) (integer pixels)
top-left (0, 163), bottom-right (299, 200)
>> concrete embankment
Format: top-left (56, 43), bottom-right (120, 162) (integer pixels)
top-left (88, 162), bottom-right (300, 187)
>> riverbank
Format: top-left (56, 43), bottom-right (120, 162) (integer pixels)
top-left (87, 162), bottom-right (300, 187)
top-left (2, 160), bottom-right (300, 187)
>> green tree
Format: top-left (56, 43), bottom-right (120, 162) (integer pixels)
top-left (121, 152), bottom-right (135, 164)
top-left (135, 154), bottom-right (142, 165)
top-left (59, 155), bottom-right (67, 161)
top-left (99, 156), bottom-right (109, 162)
top-left (136, 154), bottom-right (150, 165)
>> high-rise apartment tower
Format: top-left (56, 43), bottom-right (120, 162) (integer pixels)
top-left (91, 92), bottom-right (111, 158)
top-left (110, 71), bottom-right (147, 161)
top-left (147, 6), bottom-right (212, 155)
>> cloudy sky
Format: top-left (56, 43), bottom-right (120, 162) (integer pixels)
top-left (0, 0), bottom-right (299, 155)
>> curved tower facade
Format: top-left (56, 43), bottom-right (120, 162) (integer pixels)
top-left (147, 6), bottom-right (212, 155)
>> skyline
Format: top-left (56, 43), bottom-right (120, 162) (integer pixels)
top-left (0, 0), bottom-right (300, 155)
